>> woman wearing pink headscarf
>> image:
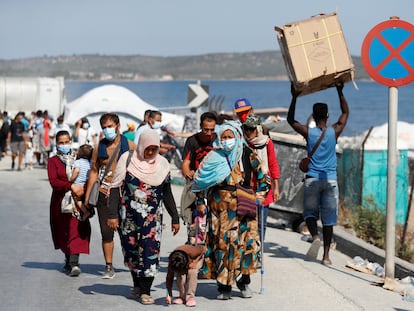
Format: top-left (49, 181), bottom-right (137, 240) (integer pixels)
top-left (108, 129), bottom-right (180, 305)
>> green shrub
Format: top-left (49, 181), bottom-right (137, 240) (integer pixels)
top-left (350, 196), bottom-right (386, 249)
top-left (349, 196), bottom-right (414, 263)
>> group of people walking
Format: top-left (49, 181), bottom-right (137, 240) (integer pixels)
top-left (0, 110), bottom-right (99, 171)
top-left (46, 82), bottom-right (349, 307)
top-left (0, 110), bottom-right (55, 170)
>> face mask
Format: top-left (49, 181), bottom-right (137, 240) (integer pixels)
top-left (103, 127), bottom-right (117, 141)
top-left (222, 138), bottom-right (236, 151)
top-left (238, 111), bottom-right (250, 123)
top-left (57, 144), bottom-right (71, 154)
top-left (151, 121), bottom-right (161, 129)
top-left (82, 123), bottom-right (90, 129)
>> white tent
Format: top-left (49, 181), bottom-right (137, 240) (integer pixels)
top-left (64, 84), bottom-right (184, 133)
top-left (0, 77), bottom-right (66, 119)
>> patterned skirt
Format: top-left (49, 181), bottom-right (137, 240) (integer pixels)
top-left (201, 186), bottom-right (260, 286)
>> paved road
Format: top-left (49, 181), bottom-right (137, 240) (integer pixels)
top-left (0, 156), bottom-right (412, 311)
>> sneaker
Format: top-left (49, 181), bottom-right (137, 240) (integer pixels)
top-left (102, 266), bottom-right (115, 279)
top-left (306, 239), bottom-right (322, 260)
top-left (217, 292), bottom-right (231, 300)
top-left (240, 285), bottom-right (253, 298)
top-left (185, 297), bottom-right (197, 307)
top-left (237, 280), bottom-right (253, 298)
top-left (11, 161), bottom-right (15, 170)
top-left (69, 266), bottom-right (81, 277)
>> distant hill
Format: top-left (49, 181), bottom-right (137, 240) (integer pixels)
top-left (0, 51), bottom-right (368, 81)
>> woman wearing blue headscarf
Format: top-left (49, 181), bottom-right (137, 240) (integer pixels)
top-left (192, 121), bottom-right (270, 300)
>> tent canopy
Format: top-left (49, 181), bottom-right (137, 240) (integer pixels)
top-left (64, 84), bottom-right (184, 133)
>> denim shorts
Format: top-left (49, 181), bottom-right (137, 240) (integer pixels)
top-left (303, 177), bottom-right (338, 226)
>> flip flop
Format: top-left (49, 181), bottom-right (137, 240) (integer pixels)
top-left (173, 297), bottom-right (184, 305)
top-left (140, 294), bottom-right (155, 305)
top-left (306, 239), bottom-right (322, 260)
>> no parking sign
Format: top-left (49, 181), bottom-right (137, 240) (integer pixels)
top-left (361, 18), bottom-right (414, 87)
top-left (361, 17), bottom-right (414, 280)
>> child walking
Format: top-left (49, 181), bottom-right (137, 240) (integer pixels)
top-left (165, 243), bottom-right (205, 307)
top-left (70, 144), bottom-right (93, 220)
top-left (25, 141), bottom-right (34, 170)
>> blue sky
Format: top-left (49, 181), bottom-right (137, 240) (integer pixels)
top-left (0, 0), bottom-right (413, 59)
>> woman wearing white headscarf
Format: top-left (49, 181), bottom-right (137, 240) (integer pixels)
top-left (108, 129), bottom-right (180, 305)
top-left (192, 121), bottom-right (270, 300)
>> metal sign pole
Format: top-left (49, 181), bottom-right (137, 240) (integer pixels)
top-left (385, 86), bottom-right (398, 279)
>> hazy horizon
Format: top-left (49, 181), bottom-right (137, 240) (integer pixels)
top-left (1, 1), bottom-right (412, 60)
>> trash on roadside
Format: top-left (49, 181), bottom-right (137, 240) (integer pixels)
top-left (382, 276), bottom-right (414, 300)
top-left (346, 256), bottom-right (385, 277)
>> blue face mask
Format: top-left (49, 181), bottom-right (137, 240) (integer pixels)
top-left (103, 127), bottom-right (117, 141)
top-left (152, 121), bottom-right (161, 130)
top-left (57, 144), bottom-right (71, 154)
top-left (222, 138), bottom-right (236, 151)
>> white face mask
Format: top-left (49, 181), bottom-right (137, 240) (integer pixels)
top-left (152, 121), bottom-right (161, 129)
top-left (221, 138), bottom-right (236, 151)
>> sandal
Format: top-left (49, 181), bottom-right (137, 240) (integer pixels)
top-left (140, 294), bottom-right (155, 305)
top-left (173, 297), bottom-right (184, 305)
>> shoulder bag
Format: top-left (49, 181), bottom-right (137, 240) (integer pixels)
top-left (61, 191), bottom-right (76, 214)
top-left (299, 128), bottom-right (326, 173)
top-left (88, 142), bottom-right (121, 206)
top-left (226, 157), bottom-right (257, 219)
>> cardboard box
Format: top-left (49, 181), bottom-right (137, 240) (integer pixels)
top-left (275, 13), bottom-right (354, 96)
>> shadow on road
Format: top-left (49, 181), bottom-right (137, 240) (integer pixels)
top-left (264, 241), bottom-right (306, 261)
top-left (22, 261), bottom-right (127, 277)
top-left (78, 283), bottom-right (132, 299)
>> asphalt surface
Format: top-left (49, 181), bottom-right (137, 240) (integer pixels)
top-left (1, 155), bottom-right (413, 311)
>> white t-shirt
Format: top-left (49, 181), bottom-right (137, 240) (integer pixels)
top-left (133, 124), bottom-right (162, 145)
top-left (77, 127), bottom-right (97, 147)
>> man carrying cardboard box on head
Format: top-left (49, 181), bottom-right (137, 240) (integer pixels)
top-left (287, 82), bottom-right (349, 266)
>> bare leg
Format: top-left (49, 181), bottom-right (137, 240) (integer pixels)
top-left (103, 241), bottom-right (114, 266)
top-left (17, 151), bottom-right (24, 169)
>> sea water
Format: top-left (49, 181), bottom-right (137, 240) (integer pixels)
top-left (65, 80), bottom-right (414, 137)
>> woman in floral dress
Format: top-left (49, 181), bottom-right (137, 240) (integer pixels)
top-left (108, 129), bottom-right (180, 305)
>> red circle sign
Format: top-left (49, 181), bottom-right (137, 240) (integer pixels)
top-left (361, 19), bottom-right (414, 87)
